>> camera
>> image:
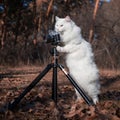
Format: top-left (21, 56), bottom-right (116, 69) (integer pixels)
top-left (45, 30), bottom-right (60, 45)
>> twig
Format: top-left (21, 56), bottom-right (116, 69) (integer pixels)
top-left (89, 0), bottom-right (100, 43)
top-left (1, 2), bottom-right (7, 49)
top-left (14, 9), bottom-right (21, 46)
top-left (46, 0), bottom-right (54, 17)
top-left (103, 43), bottom-right (115, 70)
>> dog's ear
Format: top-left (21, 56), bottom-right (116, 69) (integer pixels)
top-left (65, 16), bottom-right (71, 22)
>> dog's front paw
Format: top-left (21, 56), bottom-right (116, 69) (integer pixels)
top-left (56, 46), bottom-right (62, 52)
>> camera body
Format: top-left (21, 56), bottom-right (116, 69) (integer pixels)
top-left (45, 30), bottom-right (60, 45)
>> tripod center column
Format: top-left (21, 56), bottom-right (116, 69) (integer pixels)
top-left (52, 47), bottom-right (58, 103)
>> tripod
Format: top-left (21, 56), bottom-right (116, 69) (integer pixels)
top-left (8, 46), bottom-right (94, 110)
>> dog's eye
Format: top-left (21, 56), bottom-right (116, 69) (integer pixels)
top-left (60, 25), bottom-right (63, 27)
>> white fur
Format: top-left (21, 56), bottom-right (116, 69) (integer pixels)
top-left (55, 16), bottom-right (100, 104)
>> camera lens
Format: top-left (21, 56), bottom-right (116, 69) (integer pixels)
top-left (45, 30), bottom-right (60, 45)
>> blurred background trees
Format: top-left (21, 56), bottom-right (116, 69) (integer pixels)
top-left (0, 0), bottom-right (120, 70)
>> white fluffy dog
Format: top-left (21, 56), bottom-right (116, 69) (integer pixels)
top-left (55, 16), bottom-right (100, 104)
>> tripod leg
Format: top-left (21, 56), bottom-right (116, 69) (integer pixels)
top-left (52, 60), bottom-right (57, 103)
top-left (8, 64), bottom-right (53, 110)
top-left (58, 64), bottom-right (94, 106)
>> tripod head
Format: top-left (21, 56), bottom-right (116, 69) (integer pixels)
top-left (49, 46), bottom-right (59, 56)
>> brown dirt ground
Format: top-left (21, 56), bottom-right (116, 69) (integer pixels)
top-left (0, 66), bottom-right (120, 120)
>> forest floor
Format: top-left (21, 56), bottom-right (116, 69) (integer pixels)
top-left (0, 65), bottom-right (120, 120)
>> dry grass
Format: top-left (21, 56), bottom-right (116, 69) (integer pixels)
top-left (100, 69), bottom-right (120, 77)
